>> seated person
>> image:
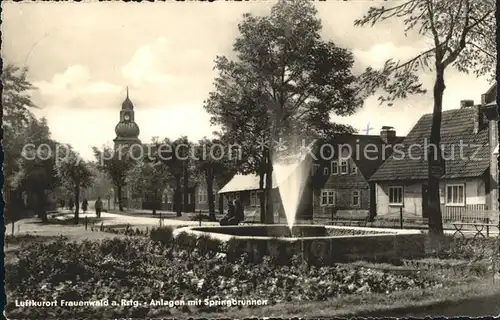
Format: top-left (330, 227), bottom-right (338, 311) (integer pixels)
top-left (233, 198), bottom-right (244, 223)
top-left (220, 201), bottom-right (237, 226)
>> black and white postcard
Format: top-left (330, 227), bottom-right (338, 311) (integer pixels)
top-left (2, 0), bottom-right (498, 319)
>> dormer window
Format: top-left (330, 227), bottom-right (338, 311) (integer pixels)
top-left (340, 160), bottom-right (348, 175)
top-left (331, 161), bottom-right (338, 175)
top-left (351, 163), bottom-right (357, 175)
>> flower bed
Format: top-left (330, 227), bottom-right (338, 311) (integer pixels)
top-left (5, 237), bottom-right (439, 319)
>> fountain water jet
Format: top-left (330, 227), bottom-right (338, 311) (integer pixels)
top-left (273, 155), bottom-right (312, 232)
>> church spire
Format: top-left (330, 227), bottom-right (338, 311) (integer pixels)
top-left (122, 86), bottom-right (134, 110)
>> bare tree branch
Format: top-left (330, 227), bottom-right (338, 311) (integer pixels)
top-left (465, 41), bottom-right (496, 59)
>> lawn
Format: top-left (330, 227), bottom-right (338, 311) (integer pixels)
top-left (4, 224), bottom-right (500, 319)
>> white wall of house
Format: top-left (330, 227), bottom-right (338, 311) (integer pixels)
top-left (488, 117), bottom-right (498, 211)
top-left (375, 183), bottom-right (422, 218)
top-left (375, 178), bottom-right (487, 218)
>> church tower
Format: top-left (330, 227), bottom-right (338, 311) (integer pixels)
top-left (114, 87), bottom-right (141, 150)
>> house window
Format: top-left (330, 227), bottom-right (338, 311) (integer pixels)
top-left (323, 167), bottom-right (329, 176)
top-left (351, 163), bottom-right (357, 175)
top-left (250, 191), bottom-right (257, 206)
top-left (312, 163), bottom-right (320, 175)
top-left (331, 161), bottom-right (338, 175)
top-left (321, 189), bottom-right (335, 206)
top-left (340, 160), bottom-right (348, 175)
top-left (198, 189), bottom-right (207, 203)
top-left (388, 186), bottom-right (403, 206)
top-left (188, 194), bottom-right (191, 204)
top-left (352, 190), bottom-right (360, 207)
top-left (446, 184), bottom-right (465, 206)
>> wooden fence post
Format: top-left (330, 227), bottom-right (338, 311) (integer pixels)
top-left (486, 217), bottom-right (490, 237)
top-left (85, 216), bottom-right (88, 231)
top-left (400, 207), bottom-right (403, 229)
top-left (12, 221), bottom-right (15, 235)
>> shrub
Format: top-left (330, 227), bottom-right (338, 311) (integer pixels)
top-left (150, 227), bottom-right (175, 245)
top-left (175, 231), bottom-right (197, 248)
top-left (195, 235), bottom-right (224, 253)
top-left (267, 238), bottom-right (293, 266)
top-left (195, 234), bottom-right (212, 253)
top-left (225, 238), bottom-right (244, 262)
top-left (425, 235), bottom-right (499, 261)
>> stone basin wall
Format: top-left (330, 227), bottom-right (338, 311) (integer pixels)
top-left (173, 225), bottom-right (426, 264)
top-left (191, 225), bottom-right (327, 237)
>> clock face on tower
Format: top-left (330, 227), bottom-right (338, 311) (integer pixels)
top-left (124, 114), bottom-right (131, 122)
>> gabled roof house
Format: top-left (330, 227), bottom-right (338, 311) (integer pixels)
top-left (310, 131), bottom-right (404, 219)
top-left (370, 83), bottom-right (498, 222)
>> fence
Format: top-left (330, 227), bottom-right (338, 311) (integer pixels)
top-left (441, 204), bottom-right (498, 223)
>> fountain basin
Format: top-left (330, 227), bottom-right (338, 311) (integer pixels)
top-left (187, 225), bottom-right (327, 237)
top-left (173, 224), bottom-right (426, 263)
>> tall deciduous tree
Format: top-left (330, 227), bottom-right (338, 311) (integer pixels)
top-left (127, 140), bottom-right (170, 215)
top-left (208, 89), bottom-right (270, 222)
top-left (56, 147), bottom-right (94, 224)
top-left (193, 137), bottom-right (236, 221)
top-left (92, 146), bottom-right (135, 211)
top-left (2, 63), bottom-right (38, 129)
top-left (354, 0), bottom-right (496, 234)
top-left (206, 0), bottom-right (360, 223)
top-left (158, 137), bottom-right (188, 216)
top-left (2, 63), bottom-right (39, 216)
top-left (10, 117), bottom-right (59, 222)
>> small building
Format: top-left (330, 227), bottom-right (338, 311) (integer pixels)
top-left (370, 84), bottom-right (498, 222)
top-left (311, 131), bottom-right (403, 219)
top-left (156, 185), bottom-right (197, 213)
top-left (193, 179), bottom-right (226, 213)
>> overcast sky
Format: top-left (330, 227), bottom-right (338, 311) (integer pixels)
top-left (3, 1), bottom-right (493, 160)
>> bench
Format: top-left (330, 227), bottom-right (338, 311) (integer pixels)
top-left (451, 217), bottom-right (499, 239)
top-left (329, 210), bottom-right (370, 227)
top-left (240, 210), bottom-right (258, 225)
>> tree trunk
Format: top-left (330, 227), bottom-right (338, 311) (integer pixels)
top-left (427, 65), bottom-right (445, 235)
top-left (183, 161), bottom-right (189, 213)
top-left (74, 185), bottom-right (80, 224)
top-left (35, 192), bottom-right (43, 219)
top-left (206, 174), bottom-right (216, 221)
top-left (37, 190), bottom-right (48, 223)
top-left (152, 189), bottom-right (157, 215)
top-left (175, 177), bottom-right (182, 217)
top-left (265, 145), bottom-right (274, 224)
top-left (117, 185), bottom-right (124, 211)
top-left (218, 194), bottom-right (224, 216)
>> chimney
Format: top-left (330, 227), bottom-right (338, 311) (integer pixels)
top-left (380, 126), bottom-right (396, 144)
top-left (474, 106), bottom-right (487, 134)
top-left (460, 99), bottom-right (474, 109)
top-left (481, 94), bottom-right (487, 106)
